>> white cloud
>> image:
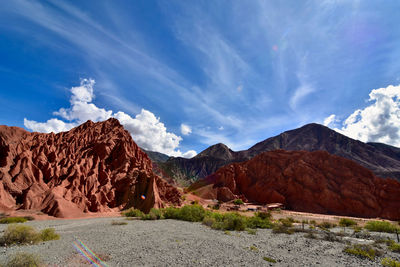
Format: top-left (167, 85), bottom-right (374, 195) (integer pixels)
top-left (333, 84), bottom-right (400, 147)
top-left (23, 118), bottom-right (76, 133)
top-left (323, 114), bottom-right (337, 127)
top-left (289, 83), bottom-right (315, 110)
top-left (180, 124), bottom-right (192, 135)
top-left (24, 79), bottom-right (197, 157)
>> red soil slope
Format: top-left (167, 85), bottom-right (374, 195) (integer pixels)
top-left (202, 150), bottom-right (400, 220)
top-left (0, 119), bottom-right (181, 217)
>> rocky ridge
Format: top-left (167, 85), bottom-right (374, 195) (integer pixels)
top-left (0, 119), bottom-right (181, 217)
top-left (199, 150), bottom-right (400, 220)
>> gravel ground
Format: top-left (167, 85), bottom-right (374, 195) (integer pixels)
top-left (0, 217), bottom-right (399, 266)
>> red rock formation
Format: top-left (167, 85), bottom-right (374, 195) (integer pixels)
top-left (0, 119), bottom-right (181, 217)
top-left (204, 150), bottom-right (400, 220)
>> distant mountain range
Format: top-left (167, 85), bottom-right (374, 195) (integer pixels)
top-left (144, 123), bottom-right (400, 185)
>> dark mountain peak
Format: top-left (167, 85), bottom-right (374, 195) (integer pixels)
top-left (195, 143), bottom-right (234, 160)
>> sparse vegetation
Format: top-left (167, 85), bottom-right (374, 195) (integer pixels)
top-left (263, 256), bottom-right (277, 263)
top-left (122, 208), bottom-right (144, 217)
top-left (339, 218), bottom-right (357, 229)
top-left (278, 217), bottom-right (294, 227)
top-left (4, 252), bottom-right (43, 267)
top-left (382, 257), bottom-right (400, 267)
top-left (272, 223), bottom-right (294, 235)
top-left (249, 245), bottom-right (258, 251)
top-left (387, 240), bottom-right (400, 253)
top-left (40, 228), bottom-right (60, 241)
top-left (343, 244), bottom-right (379, 261)
top-left (0, 224), bottom-right (60, 246)
top-left (246, 228), bottom-right (256, 235)
top-left (233, 199), bottom-right (244, 205)
top-left (0, 217), bottom-right (28, 224)
top-left (141, 208), bottom-right (164, 220)
top-left (111, 220), bottom-right (128, 225)
top-left (318, 221), bottom-right (336, 229)
top-left (365, 221), bottom-right (398, 233)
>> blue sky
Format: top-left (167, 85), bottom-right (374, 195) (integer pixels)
top-left (1, 1), bottom-right (400, 156)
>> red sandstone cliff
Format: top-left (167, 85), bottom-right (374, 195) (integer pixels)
top-left (202, 150), bottom-right (400, 220)
top-left (0, 119), bottom-right (181, 217)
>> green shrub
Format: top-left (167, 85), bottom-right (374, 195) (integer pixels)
top-left (0, 225), bottom-right (40, 246)
top-left (0, 225), bottom-right (60, 246)
top-left (0, 217), bottom-right (28, 224)
top-left (365, 221), bottom-right (398, 233)
top-left (246, 216), bottom-right (274, 229)
top-left (176, 204), bottom-right (205, 222)
top-left (339, 218), bottom-right (357, 228)
top-left (343, 244), bottom-right (378, 260)
top-left (202, 216), bottom-right (216, 227)
top-left (246, 228), bottom-right (256, 235)
top-left (382, 257), bottom-right (400, 267)
top-left (163, 207), bottom-right (180, 219)
top-left (249, 245), bottom-right (258, 251)
top-left (219, 213), bottom-right (246, 231)
top-left (23, 216), bottom-right (35, 221)
top-left (272, 224), bottom-right (294, 235)
top-left (279, 217), bottom-right (294, 227)
top-left (40, 228), bottom-right (60, 241)
top-left (122, 208), bottom-right (144, 217)
top-left (111, 221), bottom-right (128, 225)
top-left (318, 222), bottom-right (336, 229)
top-left (255, 211), bottom-right (271, 220)
top-left (141, 208), bottom-right (164, 220)
top-left (263, 256), bottom-right (277, 263)
top-left (212, 204), bottom-right (220, 210)
top-left (5, 252), bottom-right (42, 267)
top-left (387, 240), bottom-right (400, 252)
top-left (233, 199), bottom-right (244, 205)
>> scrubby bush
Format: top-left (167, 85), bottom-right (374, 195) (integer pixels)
top-left (111, 220), bottom-right (128, 225)
top-left (0, 225), bottom-right (60, 246)
top-left (382, 257), bottom-right (400, 267)
top-left (246, 228), bottom-right (256, 235)
top-left (5, 252), bottom-right (42, 267)
top-left (263, 256), bottom-right (277, 263)
top-left (339, 218), bottom-right (357, 228)
top-left (0, 225), bottom-right (40, 246)
top-left (141, 208), bottom-right (164, 220)
top-left (233, 199), bottom-right (244, 205)
top-left (0, 217), bottom-right (28, 224)
top-left (122, 208), bottom-right (144, 217)
top-left (40, 228), bottom-right (60, 241)
top-left (255, 212), bottom-right (271, 220)
top-left (163, 207), bottom-right (180, 219)
top-left (176, 204), bottom-right (205, 222)
top-left (246, 216), bottom-right (274, 229)
top-left (272, 224), bottom-right (294, 235)
top-left (212, 204), bottom-right (220, 210)
top-left (219, 213), bottom-right (246, 231)
top-left (318, 221), bottom-right (336, 229)
top-left (343, 244), bottom-right (380, 260)
top-left (202, 216), bottom-right (216, 227)
top-left (278, 217), bottom-right (294, 227)
top-left (387, 240), bottom-right (400, 252)
top-left (365, 221), bottom-right (398, 233)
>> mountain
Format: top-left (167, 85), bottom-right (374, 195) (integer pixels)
top-left (0, 119), bottom-right (181, 217)
top-left (158, 143), bottom-right (250, 186)
top-left (143, 150), bottom-right (170, 163)
top-left (156, 123), bottom-right (400, 184)
top-left (197, 150), bottom-right (400, 220)
top-left (247, 123), bottom-right (400, 180)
